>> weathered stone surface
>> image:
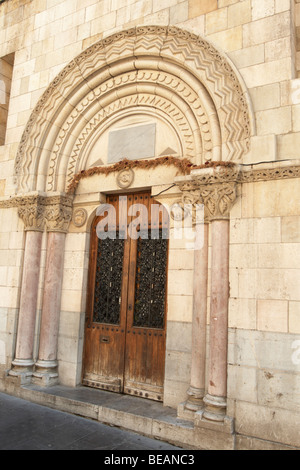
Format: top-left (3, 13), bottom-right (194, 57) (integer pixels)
top-left (0, 0), bottom-right (300, 451)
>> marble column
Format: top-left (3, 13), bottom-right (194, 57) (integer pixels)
top-left (184, 222), bottom-right (209, 412)
top-left (33, 195), bottom-right (72, 386)
top-left (188, 165), bottom-right (240, 423)
top-left (9, 231), bottom-right (43, 381)
top-left (203, 219), bottom-right (230, 421)
top-left (9, 196), bottom-right (44, 382)
top-left (33, 232), bottom-right (66, 385)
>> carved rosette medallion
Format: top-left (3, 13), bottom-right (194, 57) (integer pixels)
top-left (72, 208), bottom-right (88, 227)
top-left (116, 168), bottom-right (134, 189)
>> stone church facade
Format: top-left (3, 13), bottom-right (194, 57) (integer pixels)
top-left (0, 0), bottom-right (299, 450)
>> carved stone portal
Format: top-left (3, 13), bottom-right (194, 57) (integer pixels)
top-left (14, 26), bottom-right (253, 194)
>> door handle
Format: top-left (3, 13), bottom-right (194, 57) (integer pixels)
top-left (100, 336), bottom-right (110, 343)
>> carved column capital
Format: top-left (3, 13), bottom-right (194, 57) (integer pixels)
top-left (16, 194), bottom-right (73, 233)
top-left (196, 181), bottom-right (237, 221)
top-left (176, 164), bottom-right (240, 222)
top-left (43, 195), bottom-right (73, 233)
top-left (16, 195), bottom-right (45, 232)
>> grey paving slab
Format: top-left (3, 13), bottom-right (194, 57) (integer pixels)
top-left (0, 392), bottom-right (181, 450)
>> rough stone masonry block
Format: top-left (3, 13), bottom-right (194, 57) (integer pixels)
top-left (243, 11), bottom-right (291, 47)
top-left (205, 7), bottom-right (228, 35)
top-left (188, 0), bottom-right (217, 18)
top-left (206, 25), bottom-right (243, 52)
top-left (235, 401), bottom-right (300, 448)
top-left (252, 0), bottom-right (275, 21)
top-left (257, 299), bottom-right (288, 332)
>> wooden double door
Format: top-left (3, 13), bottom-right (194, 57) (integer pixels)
top-left (82, 192), bottom-right (169, 401)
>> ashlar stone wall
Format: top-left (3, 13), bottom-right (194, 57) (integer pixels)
top-left (0, 0), bottom-right (299, 449)
top-left (228, 167), bottom-right (300, 448)
top-left (0, 1), bottom-right (299, 192)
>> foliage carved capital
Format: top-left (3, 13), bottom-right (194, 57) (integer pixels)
top-left (176, 164), bottom-right (240, 222)
top-left (13, 194), bottom-right (73, 233)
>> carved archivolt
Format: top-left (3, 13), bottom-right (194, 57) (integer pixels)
top-left (14, 26), bottom-right (254, 194)
top-left (56, 89), bottom-right (204, 192)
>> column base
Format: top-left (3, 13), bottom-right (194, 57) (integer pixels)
top-left (8, 359), bottom-right (34, 385)
top-left (177, 387), bottom-right (204, 421)
top-left (194, 409), bottom-right (235, 450)
top-left (32, 360), bottom-right (59, 387)
top-left (203, 393), bottom-right (227, 422)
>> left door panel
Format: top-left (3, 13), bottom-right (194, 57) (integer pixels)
top-left (82, 196), bottom-right (130, 392)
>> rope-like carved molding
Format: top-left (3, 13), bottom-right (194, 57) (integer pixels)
top-left (14, 26), bottom-right (252, 193)
top-left (2, 161), bottom-right (300, 228)
top-left (174, 162), bottom-right (300, 187)
top-left (239, 164), bottom-right (300, 183)
top-left (175, 161), bottom-right (300, 220)
top-left (55, 159), bottom-right (300, 195)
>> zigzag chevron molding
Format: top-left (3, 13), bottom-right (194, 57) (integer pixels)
top-left (14, 26), bottom-right (253, 195)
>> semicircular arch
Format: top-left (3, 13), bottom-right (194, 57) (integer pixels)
top-left (14, 25), bottom-right (254, 194)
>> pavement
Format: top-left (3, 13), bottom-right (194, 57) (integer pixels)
top-left (0, 391), bottom-right (182, 451)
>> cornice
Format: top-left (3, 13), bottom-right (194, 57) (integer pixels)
top-left (238, 160), bottom-right (300, 183)
top-left (174, 160), bottom-right (300, 189)
top-left (175, 160), bottom-right (300, 222)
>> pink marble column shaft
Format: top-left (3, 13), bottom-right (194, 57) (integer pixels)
top-left (203, 219), bottom-right (230, 421)
top-left (11, 231), bottom-right (43, 374)
top-left (34, 231), bottom-right (65, 381)
top-left (185, 223), bottom-right (209, 410)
